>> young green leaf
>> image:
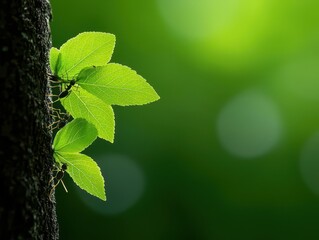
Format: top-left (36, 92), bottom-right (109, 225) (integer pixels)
top-left (61, 87), bottom-right (115, 142)
top-left (50, 47), bottom-right (60, 75)
top-left (77, 63), bottom-right (160, 106)
top-left (54, 152), bottom-right (106, 201)
top-left (57, 32), bottom-right (115, 78)
top-left (53, 118), bottom-right (98, 153)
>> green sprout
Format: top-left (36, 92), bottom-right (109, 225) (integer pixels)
top-left (49, 32), bottom-right (159, 200)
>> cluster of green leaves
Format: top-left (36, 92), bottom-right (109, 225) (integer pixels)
top-left (50, 32), bottom-right (159, 200)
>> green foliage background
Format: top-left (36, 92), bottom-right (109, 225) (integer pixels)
top-left (51, 0), bottom-right (319, 239)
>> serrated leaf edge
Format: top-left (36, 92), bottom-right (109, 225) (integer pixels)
top-left (54, 152), bottom-right (106, 201)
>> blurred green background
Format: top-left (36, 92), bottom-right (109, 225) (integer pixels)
top-left (51, 0), bottom-right (319, 239)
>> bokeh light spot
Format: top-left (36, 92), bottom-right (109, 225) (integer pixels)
top-left (300, 132), bottom-right (319, 196)
top-left (77, 154), bottom-right (145, 215)
top-left (157, 0), bottom-right (240, 41)
top-left (217, 90), bottom-right (282, 158)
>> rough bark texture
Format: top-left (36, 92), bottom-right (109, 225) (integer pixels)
top-left (0, 0), bottom-right (58, 239)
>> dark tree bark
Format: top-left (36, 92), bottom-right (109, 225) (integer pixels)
top-left (0, 0), bottom-right (58, 239)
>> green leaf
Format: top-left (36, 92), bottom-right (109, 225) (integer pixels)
top-left (61, 87), bottom-right (115, 142)
top-left (57, 32), bottom-right (115, 78)
top-left (77, 63), bottom-right (160, 106)
top-left (54, 152), bottom-right (106, 201)
top-left (50, 47), bottom-right (60, 75)
top-left (53, 118), bottom-right (98, 153)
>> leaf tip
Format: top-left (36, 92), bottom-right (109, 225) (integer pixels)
top-left (100, 193), bottom-right (107, 201)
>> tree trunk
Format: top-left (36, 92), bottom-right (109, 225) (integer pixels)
top-left (0, 0), bottom-right (58, 239)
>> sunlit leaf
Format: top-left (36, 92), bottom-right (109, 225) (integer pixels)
top-left (53, 118), bottom-right (98, 153)
top-left (50, 47), bottom-right (60, 75)
top-left (61, 86), bottom-right (115, 142)
top-left (78, 63), bottom-right (160, 106)
top-left (54, 152), bottom-right (106, 201)
top-left (57, 32), bottom-right (115, 78)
